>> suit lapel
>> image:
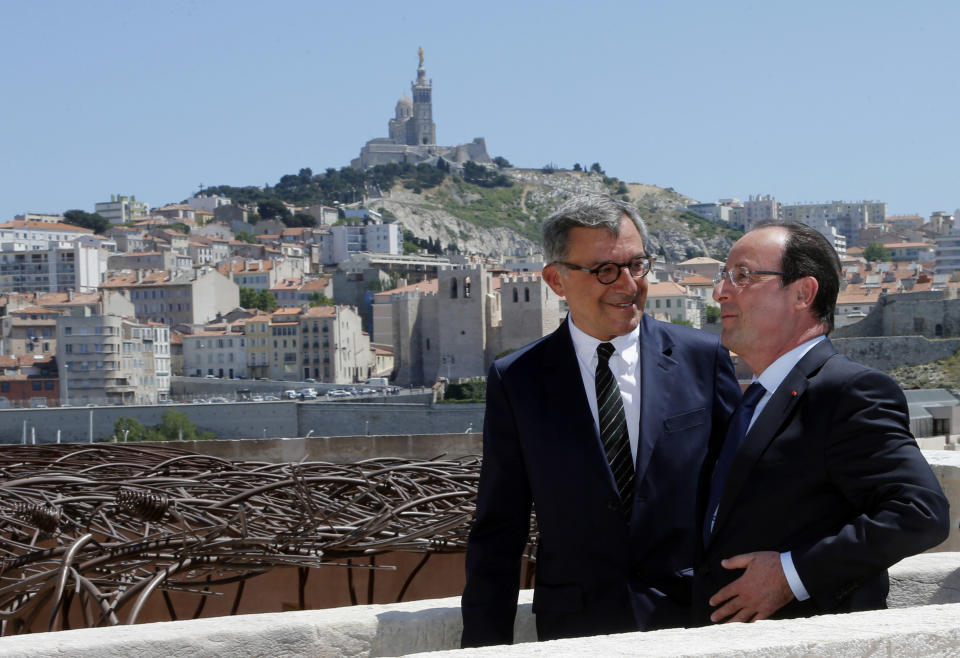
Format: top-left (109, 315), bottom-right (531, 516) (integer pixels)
top-left (709, 338), bottom-right (837, 543)
top-left (636, 316), bottom-right (678, 486)
top-left (542, 318), bottom-right (616, 488)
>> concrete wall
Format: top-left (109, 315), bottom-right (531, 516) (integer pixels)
top-left (1, 553), bottom-right (957, 658)
top-left (928, 451), bottom-right (960, 553)
top-left (165, 433), bottom-right (482, 462)
top-left (0, 400), bottom-right (485, 444)
top-left (832, 336), bottom-right (960, 371)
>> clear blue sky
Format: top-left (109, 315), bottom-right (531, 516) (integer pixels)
top-left (4, 1), bottom-right (958, 220)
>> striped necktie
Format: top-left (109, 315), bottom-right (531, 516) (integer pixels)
top-left (596, 342), bottom-right (635, 517)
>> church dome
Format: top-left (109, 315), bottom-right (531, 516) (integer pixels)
top-left (395, 96), bottom-right (413, 119)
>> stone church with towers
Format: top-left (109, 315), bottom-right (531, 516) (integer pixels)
top-left (351, 48), bottom-right (492, 170)
top-left (390, 265), bottom-right (564, 386)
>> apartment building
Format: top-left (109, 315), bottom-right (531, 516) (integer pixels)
top-left (0, 354), bottom-right (60, 409)
top-left (107, 251), bottom-right (179, 272)
top-left (57, 314), bottom-right (170, 406)
top-left (1, 307), bottom-right (60, 356)
top-left (94, 195), bottom-right (150, 224)
top-left (729, 195), bottom-right (780, 231)
top-left (244, 314), bottom-right (272, 380)
top-left (312, 222), bottom-right (402, 266)
top-left (0, 220), bottom-right (93, 249)
top-left (106, 227), bottom-right (150, 253)
top-left (181, 324), bottom-right (247, 379)
top-left (297, 305), bottom-right (371, 383)
top-left (934, 230), bottom-right (960, 274)
top-left (100, 267), bottom-right (239, 327)
top-left (644, 281), bottom-right (704, 328)
top-left (267, 308), bottom-right (302, 380)
top-left (0, 241), bottom-right (107, 293)
top-left (781, 200), bottom-right (887, 247)
top-left (216, 258), bottom-right (304, 291)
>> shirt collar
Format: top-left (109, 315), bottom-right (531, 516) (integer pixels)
top-left (568, 315), bottom-right (640, 370)
top-left (756, 335), bottom-right (826, 393)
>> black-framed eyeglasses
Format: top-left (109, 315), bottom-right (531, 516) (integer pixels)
top-left (557, 256), bottom-right (654, 285)
top-left (714, 266), bottom-right (786, 288)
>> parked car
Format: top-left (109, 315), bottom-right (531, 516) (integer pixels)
top-left (283, 390), bottom-right (298, 400)
top-left (327, 389), bottom-right (350, 398)
top-left (263, 395), bottom-right (281, 401)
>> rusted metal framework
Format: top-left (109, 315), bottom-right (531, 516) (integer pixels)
top-left (0, 444), bottom-right (503, 635)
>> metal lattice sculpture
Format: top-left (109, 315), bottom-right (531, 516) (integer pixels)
top-left (0, 444), bottom-right (499, 635)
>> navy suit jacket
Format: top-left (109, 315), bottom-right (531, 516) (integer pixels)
top-left (461, 315), bottom-right (740, 646)
top-left (692, 338), bottom-right (950, 624)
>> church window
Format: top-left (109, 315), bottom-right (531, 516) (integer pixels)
top-left (512, 289), bottom-right (518, 303)
top-left (464, 277), bottom-right (472, 298)
top-left (524, 288), bottom-right (530, 302)
top-left (451, 278), bottom-right (458, 299)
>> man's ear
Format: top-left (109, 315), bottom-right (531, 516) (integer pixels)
top-left (793, 276), bottom-right (819, 311)
top-left (542, 263), bottom-right (566, 297)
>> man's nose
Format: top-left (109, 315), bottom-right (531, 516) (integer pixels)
top-left (713, 277), bottom-right (728, 302)
top-left (612, 265), bottom-right (639, 291)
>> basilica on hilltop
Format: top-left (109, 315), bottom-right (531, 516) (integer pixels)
top-left (351, 48), bottom-right (492, 170)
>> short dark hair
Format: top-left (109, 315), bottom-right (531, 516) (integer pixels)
top-left (542, 194), bottom-right (651, 264)
top-left (756, 221), bottom-right (841, 333)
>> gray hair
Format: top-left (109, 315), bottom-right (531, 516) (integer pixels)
top-left (542, 194), bottom-right (651, 264)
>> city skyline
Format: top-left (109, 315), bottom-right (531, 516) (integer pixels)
top-left (4, 1), bottom-right (959, 221)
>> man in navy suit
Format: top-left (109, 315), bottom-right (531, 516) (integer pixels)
top-left (694, 221), bottom-right (949, 625)
top-left (461, 194), bottom-right (741, 646)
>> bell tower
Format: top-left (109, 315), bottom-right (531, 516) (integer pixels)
top-left (408, 47), bottom-right (436, 146)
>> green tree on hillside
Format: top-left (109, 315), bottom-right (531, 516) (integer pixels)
top-left (308, 291), bottom-right (334, 307)
top-left (285, 212), bottom-right (317, 228)
top-left (864, 242), bottom-right (891, 262)
top-left (240, 287), bottom-right (278, 311)
top-left (63, 209), bottom-right (111, 234)
top-left (258, 199), bottom-right (291, 221)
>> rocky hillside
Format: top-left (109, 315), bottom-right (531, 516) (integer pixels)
top-left (372, 168), bottom-right (741, 262)
top-left (888, 354), bottom-right (960, 392)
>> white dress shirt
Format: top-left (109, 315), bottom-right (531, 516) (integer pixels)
top-left (568, 317), bottom-right (641, 463)
top-left (746, 334), bottom-right (826, 602)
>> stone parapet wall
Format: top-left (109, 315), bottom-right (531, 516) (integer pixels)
top-left (1, 553), bottom-right (957, 658)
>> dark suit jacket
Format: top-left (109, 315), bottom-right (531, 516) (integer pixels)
top-left (461, 315), bottom-right (740, 646)
top-left (692, 338), bottom-right (950, 624)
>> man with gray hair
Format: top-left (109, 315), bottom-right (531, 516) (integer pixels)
top-left (461, 194), bottom-right (741, 645)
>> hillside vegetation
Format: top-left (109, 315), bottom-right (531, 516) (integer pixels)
top-left (199, 163), bottom-right (742, 261)
top-left (888, 352), bottom-right (960, 391)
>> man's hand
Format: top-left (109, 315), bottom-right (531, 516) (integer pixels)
top-left (708, 551), bottom-right (794, 623)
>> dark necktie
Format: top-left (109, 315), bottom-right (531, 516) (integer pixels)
top-left (703, 381), bottom-right (766, 544)
top-left (596, 342), bottom-right (635, 517)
